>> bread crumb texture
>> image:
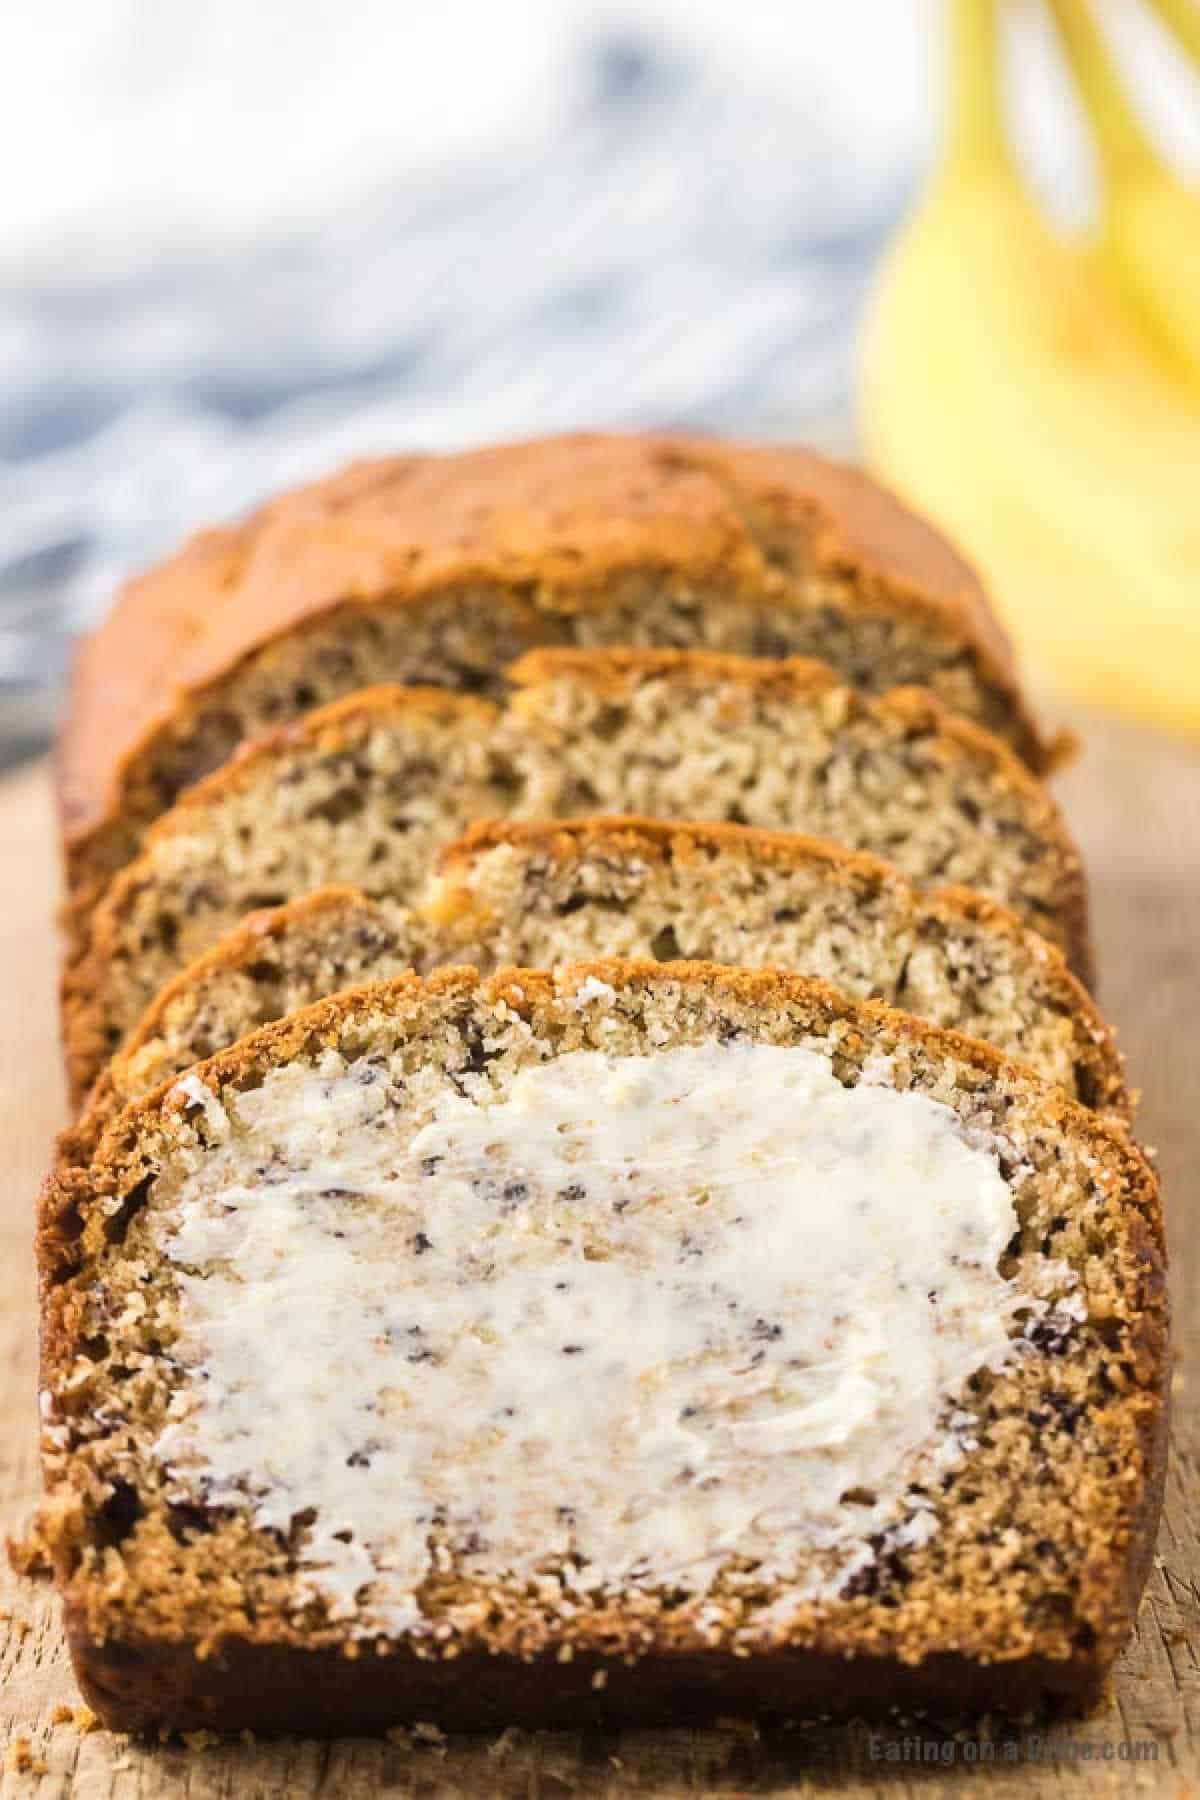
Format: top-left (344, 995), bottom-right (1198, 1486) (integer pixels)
top-left (62, 818), bottom-right (1123, 1200)
top-left (61, 649), bottom-right (1088, 1101)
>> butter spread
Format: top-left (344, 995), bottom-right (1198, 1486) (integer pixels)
top-left (154, 1042), bottom-right (1064, 1635)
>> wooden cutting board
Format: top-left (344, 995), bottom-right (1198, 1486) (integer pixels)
top-left (3, 712), bottom-right (1198, 1797)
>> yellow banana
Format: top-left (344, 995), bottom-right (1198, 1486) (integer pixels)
top-left (1047, 0), bottom-right (1200, 397)
top-left (858, 0), bottom-right (1200, 736)
top-left (1144, 0), bottom-right (1200, 70)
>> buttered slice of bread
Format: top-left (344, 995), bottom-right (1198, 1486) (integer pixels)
top-left (85, 820), bottom-right (1123, 1145)
top-left (61, 650), bottom-right (1089, 1102)
top-left (39, 963), bottom-right (1165, 1733)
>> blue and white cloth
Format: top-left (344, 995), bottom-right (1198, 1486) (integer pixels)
top-left (0, 28), bottom-right (912, 762)
top-left (4, 0), bottom-right (1198, 766)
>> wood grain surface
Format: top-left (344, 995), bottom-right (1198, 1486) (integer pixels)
top-left (2, 712), bottom-right (1198, 1797)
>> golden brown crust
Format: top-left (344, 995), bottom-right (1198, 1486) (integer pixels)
top-left (508, 643), bottom-right (843, 696)
top-left (57, 432), bottom-right (1051, 894)
top-left (37, 961), bottom-right (1167, 1732)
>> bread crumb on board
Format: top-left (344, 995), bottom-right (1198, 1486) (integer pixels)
top-left (50, 1703), bottom-right (99, 1732)
top-left (5, 1737), bottom-right (48, 1776)
top-left (6, 1512), bottom-right (55, 1581)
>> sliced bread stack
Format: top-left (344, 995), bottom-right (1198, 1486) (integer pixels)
top-left (39, 433), bottom-right (1164, 1733)
top-left (62, 649), bottom-right (1088, 1102)
top-left (58, 431), bottom-right (1055, 910)
top-left (75, 817), bottom-right (1122, 1143)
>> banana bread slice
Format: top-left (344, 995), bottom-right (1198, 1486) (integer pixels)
top-left (90, 820), bottom-right (1123, 1135)
top-left (38, 963), bottom-right (1166, 1734)
top-left (62, 651), bottom-right (1088, 1103)
top-left (58, 431), bottom-right (1054, 916)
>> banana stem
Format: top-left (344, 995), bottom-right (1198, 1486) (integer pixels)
top-left (1046, 0), bottom-right (1157, 182)
top-left (945, 0), bottom-right (1010, 169)
top-left (1143, 0), bottom-right (1200, 72)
